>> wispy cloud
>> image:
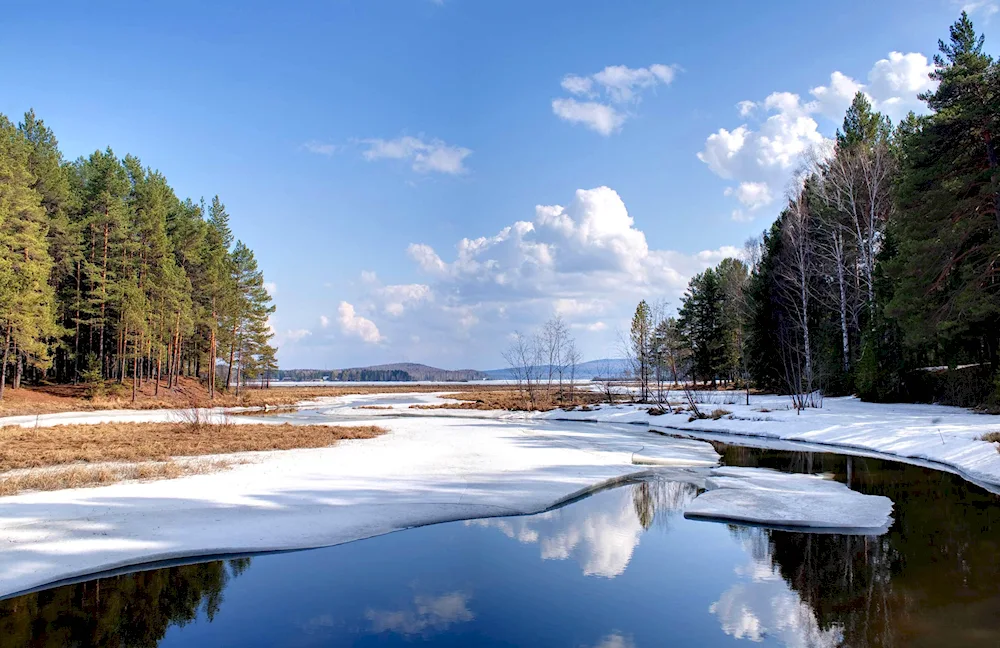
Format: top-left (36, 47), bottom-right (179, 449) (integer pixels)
top-left (553, 64), bottom-right (678, 135)
top-left (360, 135), bottom-right (471, 174)
top-left (302, 140), bottom-right (339, 156)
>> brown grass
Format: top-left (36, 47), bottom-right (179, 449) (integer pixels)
top-left (357, 405), bottom-right (394, 410)
top-left (0, 460), bottom-right (236, 497)
top-left (411, 388), bottom-right (605, 412)
top-left (982, 432), bottom-right (1000, 452)
top-left (0, 422), bottom-right (386, 472)
top-left (0, 378), bottom-right (507, 417)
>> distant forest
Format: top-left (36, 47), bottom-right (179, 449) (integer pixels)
top-left (0, 110), bottom-right (275, 400)
top-left (274, 364), bottom-right (487, 382)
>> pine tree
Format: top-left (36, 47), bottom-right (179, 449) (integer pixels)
top-left (678, 268), bottom-right (726, 386)
top-left (0, 117), bottom-right (59, 398)
top-left (629, 301), bottom-right (653, 401)
top-left (888, 12), bottom-right (1000, 371)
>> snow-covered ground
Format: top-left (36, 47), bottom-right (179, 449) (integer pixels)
top-left (685, 466), bottom-right (893, 533)
top-left (240, 389), bottom-right (1000, 492)
top-left (1, 389), bottom-right (990, 597)
top-left (0, 411), bottom-right (718, 598)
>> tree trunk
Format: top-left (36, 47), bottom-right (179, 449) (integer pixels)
top-left (99, 222), bottom-right (108, 378)
top-left (209, 309), bottom-right (217, 400)
top-left (226, 322), bottom-right (237, 391)
top-left (0, 325), bottom-right (10, 401)
top-left (12, 342), bottom-right (21, 390)
top-left (984, 131), bottom-right (1000, 233)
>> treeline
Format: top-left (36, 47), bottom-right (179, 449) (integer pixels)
top-left (634, 14), bottom-right (1000, 408)
top-left (0, 109), bottom-right (276, 400)
top-left (333, 368), bottom-right (412, 382)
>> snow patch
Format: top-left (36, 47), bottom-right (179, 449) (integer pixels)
top-left (685, 467), bottom-right (893, 533)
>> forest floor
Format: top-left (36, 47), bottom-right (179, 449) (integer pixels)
top-left (0, 378), bottom-right (507, 417)
top-left (0, 421), bottom-right (384, 496)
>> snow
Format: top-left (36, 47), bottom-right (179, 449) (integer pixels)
top-left (0, 413), bottom-right (719, 599)
top-left (517, 393), bottom-right (1000, 493)
top-left (260, 391), bottom-right (1000, 492)
top-left (6, 388), bottom-right (986, 595)
top-left (684, 467), bottom-right (894, 533)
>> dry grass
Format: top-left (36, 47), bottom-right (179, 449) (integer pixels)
top-left (0, 378), bottom-right (505, 417)
top-left (411, 388), bottom-right (605, 412)
top-left (0, 460), bottom-right (236, 497)
top-left (0, 422), bottom-right (386, 472)
top-left (982, 432), bottom-right (1000, 452)
top-left (357, 405), bottom-right (394, 410)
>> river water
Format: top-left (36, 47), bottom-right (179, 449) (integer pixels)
top-left (2, 443), bottom-right (998, 647)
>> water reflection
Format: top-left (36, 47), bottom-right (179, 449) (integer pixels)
top-left (3, 448), bottom-right (1000, 647)
top-left (469, 480), bottom-right (698, 577)
top-left (711, 528), bottom-right (844, 647)
top-left (365, 591), bottom-right (475, 637)
top-left (0, 559), bottom-right (249, 648)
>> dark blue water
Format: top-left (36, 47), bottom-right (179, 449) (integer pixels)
top-left (3, 446), bottom-right (1000, 647)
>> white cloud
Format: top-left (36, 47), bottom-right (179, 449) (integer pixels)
top-left (338, 301), bottom-right (383, 343)
top-left (263, 282), bottom-right (278, 296)
top-left (553, 64), bottom-right (677, 134)
top-left (283, 328), bottom-right (312, 342)
top-left (379, 283), bottom-right (432, 316)
top-left (724, 181), bottom-right (773, 211)
top-left (591, 634), bottom-right (636, 648)
top-left (958, 1), bottom-right (998, 19)
top-left (319, 315), bottom-right (329, 328)
top-left (366, 592), bottom-right (474, 637)
top-left (323, 186), bottom-right (742, 366)
top-left (302, 140), bottom-right (338, 156)
top-left (361, 135), bottom-right (471, 175)
top-left (736, 100), bottom-right (757, 117)
top-left (809, 71), bottom-right (864, 120)
top-left (701, 50), bottom-right (937, 220)
top-left (551, 99), bottom-right (626, 136)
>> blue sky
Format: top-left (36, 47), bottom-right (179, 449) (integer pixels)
top-left (3, 0), bottom-right (997, 369)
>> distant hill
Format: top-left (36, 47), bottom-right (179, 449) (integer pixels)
top-left (275, 363), bottom-right (488, 382)
top-left (482, 358), bottom-right (630, 380)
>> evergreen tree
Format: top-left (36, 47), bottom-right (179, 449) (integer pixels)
top-left (888, 12), bottom-right (1000, 375)
top-left (678, 268), bottom-right (725, 386)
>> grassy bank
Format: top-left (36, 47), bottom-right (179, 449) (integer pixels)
top-left (0, 421), bottom-right (385, 495)
top-left (0, 378), bottom-right (504, 418)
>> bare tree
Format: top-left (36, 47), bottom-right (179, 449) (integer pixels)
top-left (776, 187), bottom-right (816, 394)
top-left (541, 315), bottom-right (569, 398)
top-left (821, 140), bottom-right (894, 320)
top-left (502, 332), bottom-right (542, 408)
top-left (563, 338), bottom-right (581, 404)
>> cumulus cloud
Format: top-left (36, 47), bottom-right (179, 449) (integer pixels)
top-left (263, 282), bottom-right (278, 296)
top-left (551, 99), bottom-right (626, 136)
top-left (338, 301), bottom-right (383, 343)
top-left (324, 186), bottom-right (741, 367)
top-left (379, 283), bottom-right (433, 316)
top-left (701, 50), bottom-right (937, 220)
top-left (361, 135), bottom-right (471, 174)
top-left (319, 315), bottom-right (329, 328)
top-left (553, 64), bottom-right (678, 135)
top-left (282, 328), bottom-right (311, 342)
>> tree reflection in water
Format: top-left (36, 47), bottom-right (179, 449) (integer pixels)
top-left (0, 558), bottom-right (250, 648)
top-left (718, 445), bottom-right (1000, 647)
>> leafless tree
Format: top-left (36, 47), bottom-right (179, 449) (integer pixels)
top-left (501, 331), bottom-right (543, 408)
top-left (541, 315), bottom-right (569, 397)
top-left (821, 141), bottom-right (895, 319)
top-left (563, 338), bottom-right (581, 404)
top-left (776, 187), bottom-right (816, 394)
